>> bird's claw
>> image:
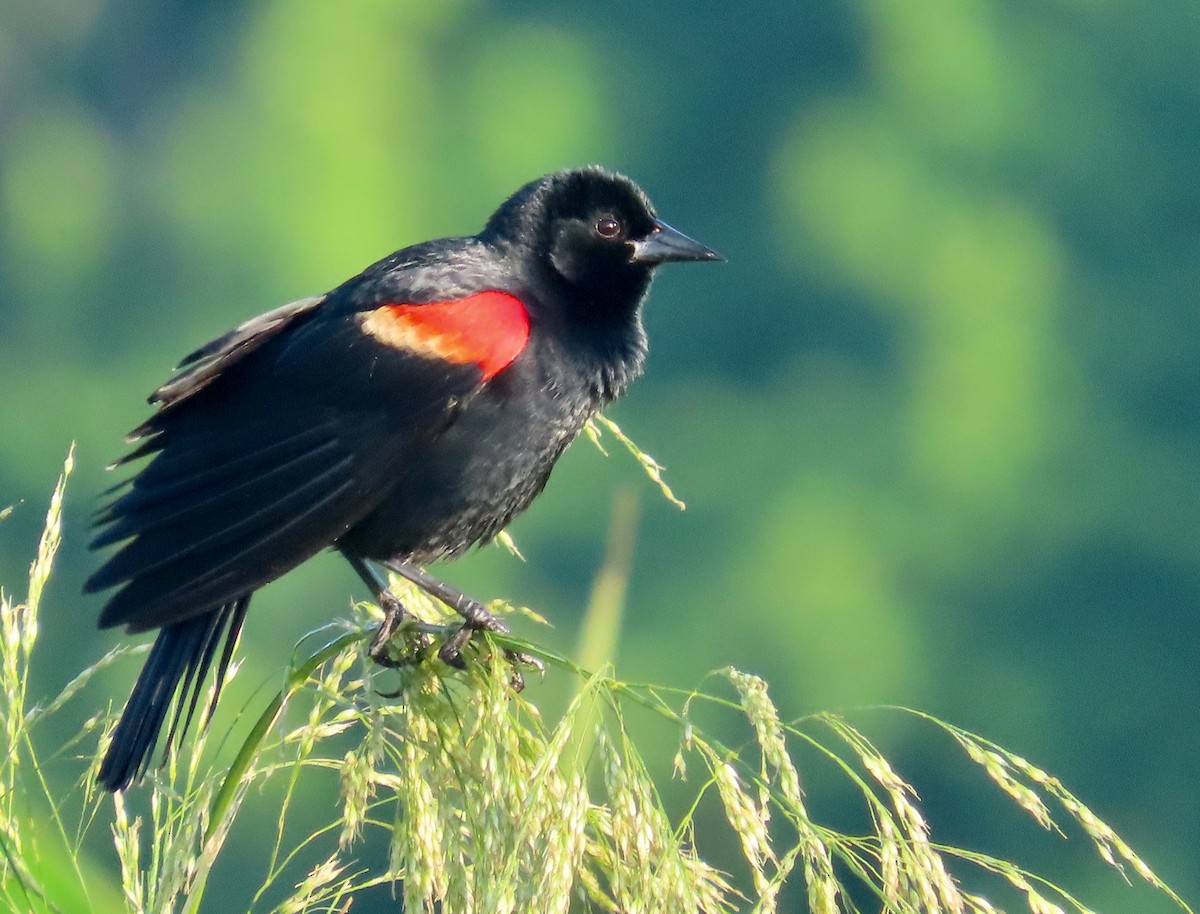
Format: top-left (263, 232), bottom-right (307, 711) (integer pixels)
top-left (432, 621), bottom-right (543, 692)
top-left (365, 565), bottom-right (539, 689)
top-left (505, 649), bottom-right (544, 676)
top-left (503, 649), bottom-right (544, 692)
top-left (370, 616), bottom-right (540, 693)
top-left (366, 587), bottom-right (437, 667)
top-left (435, 623), bottom-right (474, 668)
top-left (369, 625), bottom-right (432, 668)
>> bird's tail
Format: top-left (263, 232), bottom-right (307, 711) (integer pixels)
top-left (98, 596), bottom-right (250, 792)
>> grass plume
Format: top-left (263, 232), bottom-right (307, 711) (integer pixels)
top-left (0, 446), bottom-right (1194, 913)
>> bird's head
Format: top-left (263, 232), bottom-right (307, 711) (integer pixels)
top-left (483, 167), bottom-right (721, 318)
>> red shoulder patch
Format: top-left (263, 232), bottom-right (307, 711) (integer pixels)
top-left (360, 291), bottom-right (531, 381)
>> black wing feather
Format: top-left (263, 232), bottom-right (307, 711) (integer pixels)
top-left (92, 427), bottom-right (341, 547)
top-left (89, 439), bottom-right (358, 629)
top-left (94, 423), bottom-right (336, 528)
top-left (153, 296), bottom-right (324, 405)
top-left (95, 454), bottom-right (358, 631)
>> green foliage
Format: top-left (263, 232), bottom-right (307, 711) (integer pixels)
top-left (1, 458), bottom-right (1194, 914)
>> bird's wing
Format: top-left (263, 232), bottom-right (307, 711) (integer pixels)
top-left (89, 284), bottom-right (530, 633)
top-left (149, 295), bottom-right (325, 414)
top-left (89, 409), bottom-right (374, 631)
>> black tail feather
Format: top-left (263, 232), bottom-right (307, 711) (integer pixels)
top-left (97, 597), bottom-right (250, 792)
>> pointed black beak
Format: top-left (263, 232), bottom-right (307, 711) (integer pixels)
top-left (630, 220), bottom-right (723, 265)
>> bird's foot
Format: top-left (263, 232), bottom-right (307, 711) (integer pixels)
top-left (362, 587), bottom-right (542, 686)
top-left (367, 589), bottom-right (432, 668)
top-left (377, 559), bottom-right (542, 687)
top-left (434, 616), bottom-right (544, 691)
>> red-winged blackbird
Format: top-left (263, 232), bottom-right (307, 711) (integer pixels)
top-left (87, 167), bottom-right (720, 791)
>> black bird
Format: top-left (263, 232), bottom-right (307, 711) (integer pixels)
top-left (87, 167), bottom-right (721, 791)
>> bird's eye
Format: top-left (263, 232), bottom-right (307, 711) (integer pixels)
top-left (595, 216), bottom-right (624, 239)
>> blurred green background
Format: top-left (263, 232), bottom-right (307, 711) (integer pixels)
top-left (1, 0), bottom-right (1198, 911)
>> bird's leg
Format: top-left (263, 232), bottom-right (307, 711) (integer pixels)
top-left (378, 559), bottom-right (543, 684)
top-left (379, 560), bottom-right (507, 633)
top-left (343, 553), bottom-right (430, 667)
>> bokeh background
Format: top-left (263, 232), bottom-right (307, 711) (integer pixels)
top-left (1, 1), bottom-right (1198, 911)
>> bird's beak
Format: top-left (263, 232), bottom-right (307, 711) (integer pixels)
top-left (630, 220), bottom-right (724, 265)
